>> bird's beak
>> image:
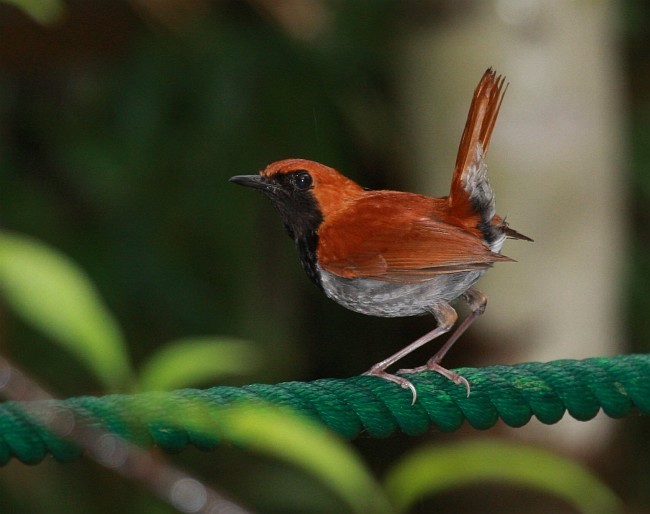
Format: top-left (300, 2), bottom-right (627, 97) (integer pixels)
top-left (229, 174), bottom-right (271, 192)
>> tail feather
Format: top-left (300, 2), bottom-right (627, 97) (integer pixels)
top-left (504, 226), bottom-right (534, 241)
top-left (448, 69), bottom-right (517, 248)
top-left (449, 68), bottom-right (507, 222)
top-left (493, 215), bottom-right (534, 242)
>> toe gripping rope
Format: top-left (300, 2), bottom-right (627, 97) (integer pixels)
top-left (0, 354), bottom-right (648, 465)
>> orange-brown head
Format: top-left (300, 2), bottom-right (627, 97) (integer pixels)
top-left (264, 158), bottom-right (363, 216)
top-left (230, 158), bottom-right (363, 229)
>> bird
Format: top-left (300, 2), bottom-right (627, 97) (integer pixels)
top-left (230, 68), bottom-right (531, 402)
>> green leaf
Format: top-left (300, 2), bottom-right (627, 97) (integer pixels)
top-left (137, 337), bottom-right (260, 391)
top-left (0, 232), bottom-right (133, 390)
top-left (384, 439), bottom-right (623, 514)
top-left (1, 0), bottom-right (65, 24)
top-left (163, 399), bottom-right (392, 514)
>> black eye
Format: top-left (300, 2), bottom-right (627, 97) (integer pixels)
top-left (292, 171), bottom-right (313, 190)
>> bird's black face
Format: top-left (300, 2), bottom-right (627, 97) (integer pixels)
top-left (229, 170), bottom-right (324, 288)
top-left (230, 170), bottom-right (323, 240)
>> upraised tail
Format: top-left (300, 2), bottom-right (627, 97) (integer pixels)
top-left (449, 68), bottom-right (506, 225)
top-left (448, 68), bottom-right (530, 246)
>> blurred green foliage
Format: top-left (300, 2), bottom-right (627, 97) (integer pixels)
top-left (136, 336), bottom-right (260, 392)
top-left (384, 440), bottom-right (622, 514)
top-left (0, 0), bottom-right (64, 24)
top-left (0, 232), bottom-right (132, 390)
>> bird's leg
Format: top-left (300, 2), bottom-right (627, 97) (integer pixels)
top-left (399, 287), bottom-right (488, 397)
top-left (363, 303), bottom-right (457, 403)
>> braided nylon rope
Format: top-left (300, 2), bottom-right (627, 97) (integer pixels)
top-left (1, 354), bottom-right (648, 465)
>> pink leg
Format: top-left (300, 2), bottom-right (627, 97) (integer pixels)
top-left (363, 303), bottom-right (457, 403)
top-left (398, 288), bottom-right (488, 397)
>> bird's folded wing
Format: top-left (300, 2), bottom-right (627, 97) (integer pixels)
top-left (317, 193), bottom-right (511, 282)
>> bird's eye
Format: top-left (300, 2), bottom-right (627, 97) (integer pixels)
top-left (293, 171), bottom-right (313, 190)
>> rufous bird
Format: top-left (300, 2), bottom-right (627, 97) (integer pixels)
top-left (230, 68), bottom-right (531, 402)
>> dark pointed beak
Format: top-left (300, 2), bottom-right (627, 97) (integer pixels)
top-left (229, 174), bottom-right (271, 192)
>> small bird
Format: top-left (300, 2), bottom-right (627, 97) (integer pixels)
top-left (230, 68), bottom-right (531, 402)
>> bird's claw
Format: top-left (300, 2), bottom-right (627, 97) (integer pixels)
top-left (364, 360), bottom-right (471, 404)
top-left (456, 375), bottom-right (471, 398)
top-left (397, 363), bottom-right (471, 397)
top-left (363, 369), bottom-right (418, 404)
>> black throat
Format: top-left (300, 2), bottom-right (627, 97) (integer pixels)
top-left (264, 185), bottom-right (324, 290)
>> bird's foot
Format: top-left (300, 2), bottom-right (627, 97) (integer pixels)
top-left (397, 361), bottom-right (471, 397)
top-left (363, 367), bottom-right (418, 404)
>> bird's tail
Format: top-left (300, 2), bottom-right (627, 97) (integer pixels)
top-left (448, 68), bottom-right (505, 226)
top-left (448, 69), bottom-right (532, 245)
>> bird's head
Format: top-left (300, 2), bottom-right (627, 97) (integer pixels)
top-left (230, 159), bottom-right (363, 239)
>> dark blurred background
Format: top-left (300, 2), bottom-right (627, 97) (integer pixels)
top-left (0, 1), bottom-right (648, 513)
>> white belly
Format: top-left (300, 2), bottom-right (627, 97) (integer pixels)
top-left (318, 266), bottom-right (485, 317)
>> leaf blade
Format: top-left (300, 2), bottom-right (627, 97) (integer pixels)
top-left (176, 400), bottom-right (392, 514)
top-left (0, 233), bottom-right (133, 390)
top-left (137, 337), bottom-right (260, 391)
top-left (384, 439), bottom-right (622, 514)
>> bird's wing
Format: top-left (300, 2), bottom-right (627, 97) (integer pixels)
top-left (317, 192), bottom-right (512, 282)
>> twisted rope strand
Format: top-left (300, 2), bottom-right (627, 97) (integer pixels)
top-left (1, 354), bottom-right (648, 465)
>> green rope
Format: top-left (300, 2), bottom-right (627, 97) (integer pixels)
top-left (1, 354), bottom-right (648, 465)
